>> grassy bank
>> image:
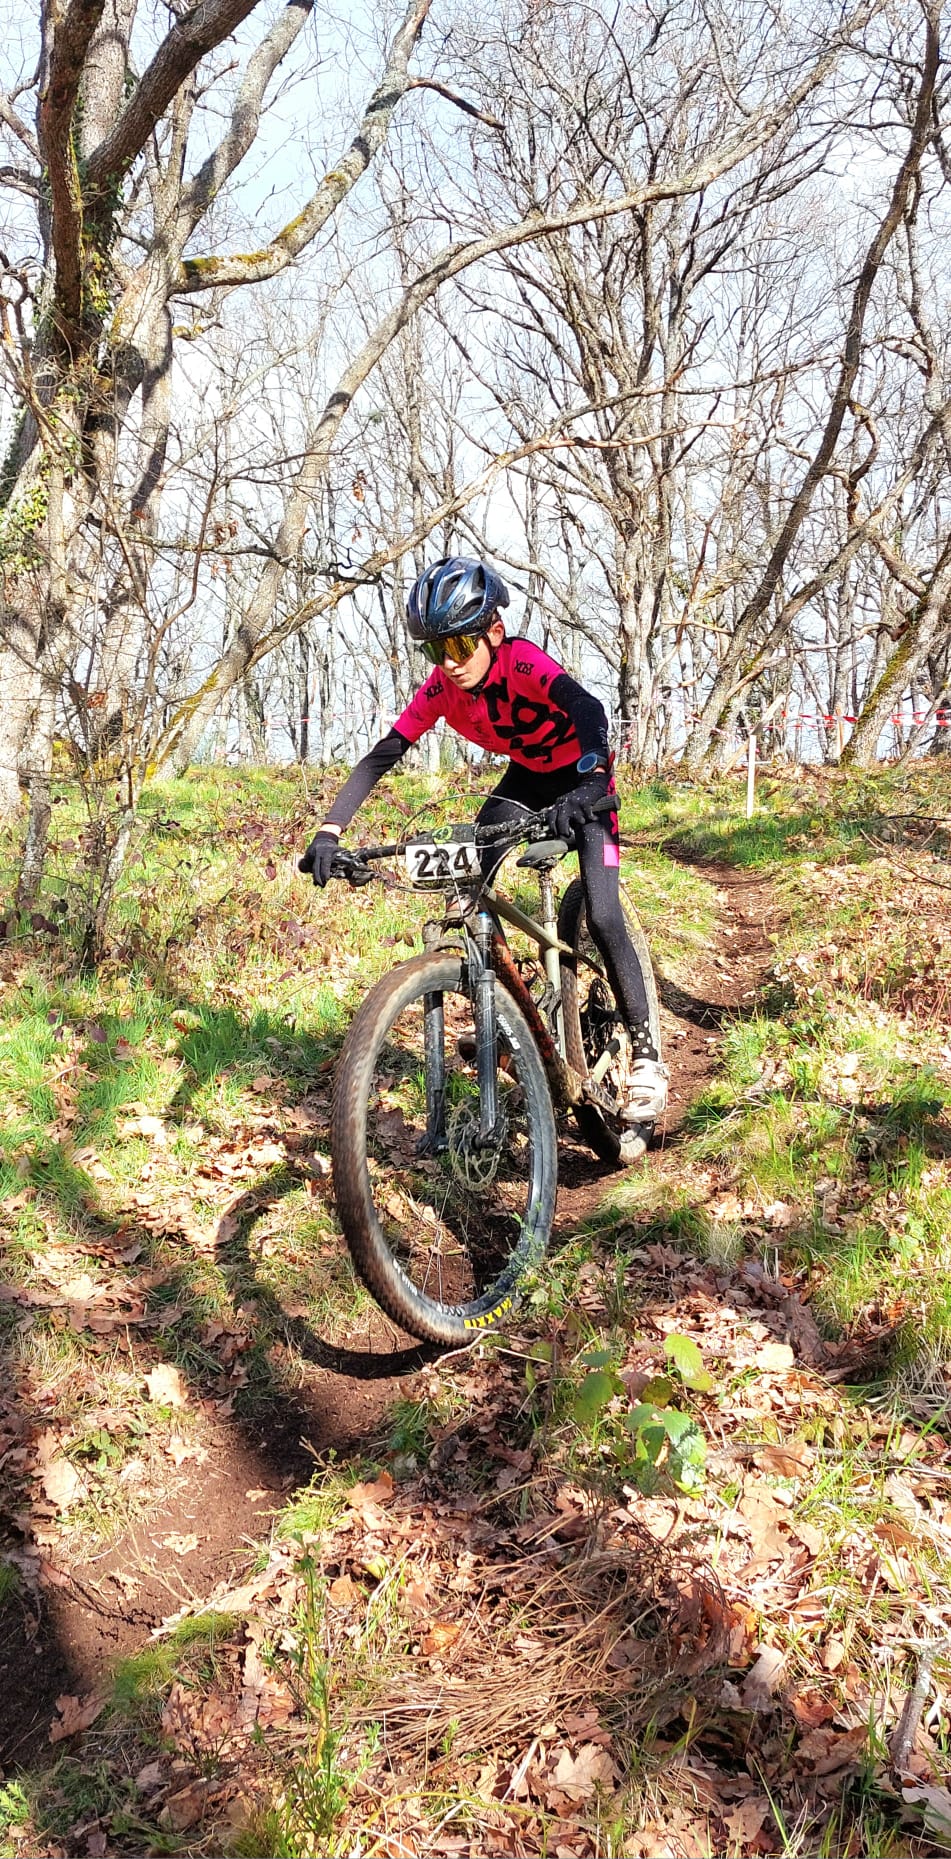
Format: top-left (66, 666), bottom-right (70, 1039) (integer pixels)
top-left (1, 760), bottom-right (949, 1858)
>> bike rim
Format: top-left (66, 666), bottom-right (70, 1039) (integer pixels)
top-left (361, 977), bottom-right (549, 1320)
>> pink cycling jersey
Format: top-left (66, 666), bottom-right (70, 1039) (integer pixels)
top-left (394, 637), bottom-right (582, 771)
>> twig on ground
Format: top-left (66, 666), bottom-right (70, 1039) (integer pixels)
top-left (857, 832), bottom-right (951, 893)
top-left (890, 1640), bottom-right (947, 1776)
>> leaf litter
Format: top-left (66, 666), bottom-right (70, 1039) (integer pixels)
top-left (4, 780), bottom-right (951, 1855)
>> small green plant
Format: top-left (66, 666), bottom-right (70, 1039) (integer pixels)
top-left (0, 1778), bottom-right (30, 1855)
top-left (269, 1554), bottom-right (348, 1853)
top-left (624, 1400), bottom-right (707, 1493)
top-left (567, 1339), bottom-right (710, 1494)
top-left (663, 1332), bottom-right (714, 1393)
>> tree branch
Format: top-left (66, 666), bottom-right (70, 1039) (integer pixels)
top-left (85, 0), bottom-right (267, 190)
top-left (177, 0), bottom-right (432, 290)
top-left (178, 7), bottom-right (868, 297)
top-left (38, 0), bottom-right (108, 341)
top-left (178, 0), bottom-right (313, 236)
top-left (0, 91), bottom-right (40, 161)
top-left (404, 76), bottom-right (502, 130)
top-left (0, 165), bottom-right (41, 198)
top-left (684, 3), bottom-right (943, 767)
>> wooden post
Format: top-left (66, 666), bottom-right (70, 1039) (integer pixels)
top-left (746, 731), bottom-right (757, 818)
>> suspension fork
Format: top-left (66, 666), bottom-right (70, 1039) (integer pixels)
top-left (471, 906), bottom-right (500, 1141)
top-left (422, 987), bottom-right (447, 1154)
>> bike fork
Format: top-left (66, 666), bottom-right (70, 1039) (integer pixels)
top-left (423, 990), bottom-right (448, 1153)
top-left (472, 908), bottom-right (499, 1142)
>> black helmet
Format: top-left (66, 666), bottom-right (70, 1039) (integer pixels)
top-left (406, 557), bottom-right (510, 641)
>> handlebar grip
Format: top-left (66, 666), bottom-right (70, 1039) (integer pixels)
top-left (590, 792), bottom-right (617, 815)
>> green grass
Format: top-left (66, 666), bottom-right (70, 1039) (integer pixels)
top-left (2, 762), bottom-right (951, 1856)
top-left (110, 1611), bottom-right (238, 1722)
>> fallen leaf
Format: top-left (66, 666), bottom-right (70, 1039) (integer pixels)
top-left (119, 1113), bottom-right (169, 1146)
top-left (162, 1533), bottom-right (200, 1555)
top-left (902, 1782), bottom-right (951, 1836)
top-left (756, 1341), bottom-right (795, 1372)
top-left (755, 1441), bottom-right (814, 1477)
top-left (790, 1518), bottom-right (825, 1556)
top-left (327, 1574), bottom-right (361, 1609)
top-left (403, 1575), bottom-right (429, 1613)
top-left (41, 1456), bottom-right (84, 1512)
top-left (738, 1486), bottom-right (788, 1565)
top-left (239, 1633), bottom-right (296, 1730)
top-left (49, 1691), bottom-right (107, 1742)
top-left (550, 1742), bottom-right (617, 1799)
top-left (165, 1436), bottom-right (207, 1467)
top-left (790, 1686), bottom-right (836, 1729)
top-left (347, 1470), bottom-right (394, 1513)
top-left (741, 1646), bottom-right (785, 1710)
top-left (422, 1620), bottom-right (463, 1655)
top-left (144, 1363), bottom-right (187, 1406)
top-left (160, 1780), bottom-right (214, 1832)
top-left (724, 1797), bottom-right (771, 1847)
top-left (798, 1725), bottom-right (868, 1774)
top-left (135, 1760), bottom-right (165, 1794)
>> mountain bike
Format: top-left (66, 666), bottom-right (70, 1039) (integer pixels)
top-left (326, 799), bottom-right (661, 1345)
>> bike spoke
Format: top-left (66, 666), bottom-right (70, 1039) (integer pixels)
top-left (363, 994), bottom-right (534, 1308)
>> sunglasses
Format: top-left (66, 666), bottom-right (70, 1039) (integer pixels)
top-left (419, 632), bottom-right (485, 667)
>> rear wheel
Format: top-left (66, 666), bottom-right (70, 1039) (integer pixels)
top-left (558, 878), bottom-right (661, 1165)
top-left (330, 953), bottom-right (557, 1345)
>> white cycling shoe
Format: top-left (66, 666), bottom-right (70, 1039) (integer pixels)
top-left (619, 1058), bottom-right (669, 1124)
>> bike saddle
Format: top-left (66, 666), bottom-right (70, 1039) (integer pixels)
top-left (516, 839), bottom-right (570, 868)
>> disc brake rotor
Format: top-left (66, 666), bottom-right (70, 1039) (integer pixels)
top-left (447, 1096), bottom-right (508, 1190)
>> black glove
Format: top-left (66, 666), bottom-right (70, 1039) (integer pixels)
top-left (552, 771), bottom-right (610, 844)
top-left (298, 830), bottom-right (340, 887)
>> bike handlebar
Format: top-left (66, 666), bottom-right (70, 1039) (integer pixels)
top-left (328, 792), bottom-right (617, 887)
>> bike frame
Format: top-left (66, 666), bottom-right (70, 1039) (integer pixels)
top-left (422, 851), bottom-right (606, 1147)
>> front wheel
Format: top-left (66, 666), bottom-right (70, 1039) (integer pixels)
top-left (558, 878), bottom-right (662, 1165)
top-left (330, 953), bottom-right (558, 1345)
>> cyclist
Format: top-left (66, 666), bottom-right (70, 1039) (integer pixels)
top-left (299, 557), bottom-right (667, 1125)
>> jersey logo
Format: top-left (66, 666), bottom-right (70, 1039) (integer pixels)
top-left (514, 658), bottom-right (534, 675)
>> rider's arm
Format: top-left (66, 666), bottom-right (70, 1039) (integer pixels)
top-left (320, 728), bottom-right (411, 832)
top-left (547, 672), bottom-right (610, 768)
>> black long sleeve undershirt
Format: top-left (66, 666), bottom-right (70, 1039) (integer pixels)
top-left (322, 728), bottom-right (411, 829)
top-left (548, 671), bottom-right (610, 763)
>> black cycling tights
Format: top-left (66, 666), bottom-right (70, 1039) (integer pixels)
top-left (476, 764), bottom-right (658, 1063)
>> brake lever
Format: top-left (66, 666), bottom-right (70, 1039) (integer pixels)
top-left (332, 852), bottom-right (376, 888)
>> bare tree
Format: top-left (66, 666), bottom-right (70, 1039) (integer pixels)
top-left (0, 0), bottom-right (432, 927)
top-left (681, 0), bottom-right (944, 768)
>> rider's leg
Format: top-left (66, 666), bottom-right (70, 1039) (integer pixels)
top-left (575, 816), bottom-right (668, 1122)
top-left (475, 766), bottom-right (564, 882)
top-left (574, 816), bottom-right (656, 1057)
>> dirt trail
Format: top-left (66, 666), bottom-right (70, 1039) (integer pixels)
top-left (0, 857), bottom-right (780, 1766)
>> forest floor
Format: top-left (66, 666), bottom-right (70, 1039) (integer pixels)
top-left (1, 761), bottom-right (950, 1857)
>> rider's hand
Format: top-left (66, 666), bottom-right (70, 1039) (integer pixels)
top-left (552, 771), bottom-right (610, 844)
top-left (299, 830), bottom-right (340, 887)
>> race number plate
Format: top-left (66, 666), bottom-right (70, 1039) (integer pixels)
top-left (404, 830), bottom-right (479, 886)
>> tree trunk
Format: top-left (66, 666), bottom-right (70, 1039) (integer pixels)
top-left (843, 549), bottom-right (951, 764)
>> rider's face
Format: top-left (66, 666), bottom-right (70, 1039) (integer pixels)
top-left (440, 617), bottom-right (505, 690)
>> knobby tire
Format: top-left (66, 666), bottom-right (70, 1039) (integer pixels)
top-left (331, 952), bottom-right (557, 1345)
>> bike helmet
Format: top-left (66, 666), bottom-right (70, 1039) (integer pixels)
top-left (406, 556), bottom-right (510, 641)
